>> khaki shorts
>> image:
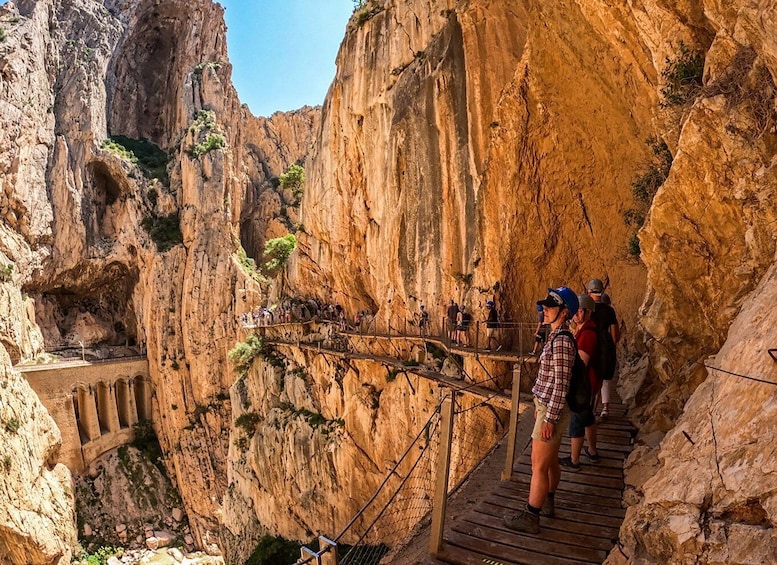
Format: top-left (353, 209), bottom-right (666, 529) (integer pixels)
top-left (532, 397), bottom-right (571, 446)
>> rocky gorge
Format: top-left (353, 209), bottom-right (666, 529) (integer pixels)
top-left (0, 0), bottom-right (776, 564)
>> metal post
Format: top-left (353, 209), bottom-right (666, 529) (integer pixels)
top-left (474, 321), bottom-right (479, 356)
top-left (502, 362), bottom-right (523, 481)
top-left (300, 546), bottom-right (320, 564)
top-left (430, 393), bottom-right (455, 555)
top-left (319, 536), bottom-right (338, 565)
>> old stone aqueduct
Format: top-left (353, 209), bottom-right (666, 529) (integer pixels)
top-left (19, 358), bottom-right (152, 474)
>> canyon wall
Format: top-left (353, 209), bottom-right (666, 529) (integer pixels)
top-left (0, 0), bottom-right (318, 558)
top-left (1, 0), bottom-right (776, 563)
top-left (294, 0), bottom-right (777, 563)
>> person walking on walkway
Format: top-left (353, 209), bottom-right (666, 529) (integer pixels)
top-left (446, 299), bottom-right (458, 343)
top-left (418, 304), bottom-right (430, 336)
top-left (456, 305), bottom-right (471, 347)
top-left (559, 294), bottom-right (602, 472)
top-left (504, 286), bottom-right (578, 534)
top-left (588, 278), bottom-right (619, 418)
top-left (485, 300), bottom-right (500, 350)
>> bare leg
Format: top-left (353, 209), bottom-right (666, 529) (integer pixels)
top-left (569, 436), bottom-right (584, 464)
top-left (585, 424), bottom-right (598, 454)
top-left (529, 439), bottom-right (560, 508)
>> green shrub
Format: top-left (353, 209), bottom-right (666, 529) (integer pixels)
top-left (625, 137), bottom-right (672, 256)
top-left (0, 263), bottom-right (13, 282)
top-left (279, 164), bottom-right (305, 203)
top-left (353, 2), bottom-right (382, 26)
top-left (660, 41), bottom-right (705, 107)
top-left (101, 136), bottom-right (169, 186)
top-left (4, 418), bottom-right (20, 434)
top-left (1, 456), bottom-right (10, 473)
top-left (228, 334), bottom-right (265, 377)
top-left (192, 60), bottom-right (222, 79)
top-left (131, 419), bottom-right (163, 469)
top-left (141, 213), bottom-right (183, 252)
top-left (628, 233), bottom-right (641, 257)
top-left (235, 246), bottom-right (266, 284)
top-left (235, 412), bottom-right (260, 435)
top-left (244, 535), bottom-right (301, 565)
top-left (189, 110), bottom-right (216, 132)
top-left (263, 234), bottom-right (297, 274)
top-left (190, 133), bottom-right (226, 158)
top-left (0, 27), bottom-right (6, 42)
top-left (72, 546), bottom-right (123, 565)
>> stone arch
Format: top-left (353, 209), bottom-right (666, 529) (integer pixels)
top-left (133, 374), bottom-right (153, 422)
top-left (114, 377), bottom-right (137, 429)
top-left (72, 383), bottom-right (100, 443)
top-left (96, 381), bottom-right (112, 434)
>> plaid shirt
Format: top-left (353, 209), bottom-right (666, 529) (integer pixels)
top-left (532, 325), bottom-right (576, 423)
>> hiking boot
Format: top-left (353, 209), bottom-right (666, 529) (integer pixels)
top-left (600, 404), bottom-right (609, 419)
top-left (540, 497), bottom-right (555, 517)
top-left (559, 455), bottom-right (581, 472)
top-left (503, 509), bottom-right (540, 534)
top-left (584, 446), bottom-right (600, 463)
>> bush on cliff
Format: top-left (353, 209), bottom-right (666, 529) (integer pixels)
top-left (140, 213), bottom-right (183, 252)
top-left (660, 41), bottom-right (705, 106)
top-left (229, 334), bottom-right (266, 377)
top-left (100, 135), bottom-right (169, 187)
top-left (263, 234), bottom-right (297, 275)
top-left (244, 535), bottom-right (300, 565)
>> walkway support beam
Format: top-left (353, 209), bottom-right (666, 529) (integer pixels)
top-left (430, 392), bottom-right (455, 556)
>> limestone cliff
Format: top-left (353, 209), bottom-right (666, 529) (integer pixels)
top-left (1, 0), bottom-right (777, 562)
top-left (293, 1), bottom-right (777, 563)
top-left (0, 351), bottom-right (77, 565)
top-left (0, 0), bottom-right (318, 557)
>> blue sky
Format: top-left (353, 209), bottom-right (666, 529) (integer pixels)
top-left (0, 0), bottom-right (351, 116)
top-left (219, 0), bottom-right (353, 116)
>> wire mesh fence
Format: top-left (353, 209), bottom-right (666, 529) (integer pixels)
top-left (295, 384), bottom-right (510, 564)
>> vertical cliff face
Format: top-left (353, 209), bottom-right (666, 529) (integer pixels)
top-left (294, 1), bottom-right (777, 563)
top-left (615, 3), bottom-right (777, 563)
top-left (0, 352), bottom-right (77, 565)
top-left (293, 0), bottom-right (659, 325)
top-left (0, 0), bottom-right (318, 557)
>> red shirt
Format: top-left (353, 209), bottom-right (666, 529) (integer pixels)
top-left (575, 319), bottom-right (602, 395)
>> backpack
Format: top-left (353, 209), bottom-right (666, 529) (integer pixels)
top-left (552, 330), bottom-right (591, 413)
top-left (461, 312), bottom-right (472, 327)
top-left (592, 305), bottom-right (617, 381)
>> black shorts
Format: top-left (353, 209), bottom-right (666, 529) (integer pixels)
top-left (568, 406), bottom-right (596, 437)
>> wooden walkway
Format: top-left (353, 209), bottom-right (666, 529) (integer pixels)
top-left (436, 398), bottom-right (634, 565)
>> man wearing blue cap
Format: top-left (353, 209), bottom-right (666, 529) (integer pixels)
top-left (504, 286), bottom-right (578, 534)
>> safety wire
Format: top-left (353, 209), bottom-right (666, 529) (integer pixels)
top-left (704, 362), bottom-right (777, 387)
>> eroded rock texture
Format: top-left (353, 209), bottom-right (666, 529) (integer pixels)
top-left (0, 352), bottom-right (77, 565)
top-left (1, 0), bottom-right (776, 563)
top-left (0, 0), bottom-right (317, 558)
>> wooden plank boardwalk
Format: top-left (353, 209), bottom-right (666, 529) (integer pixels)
top-left (436, 398), bottom-right (635, 565)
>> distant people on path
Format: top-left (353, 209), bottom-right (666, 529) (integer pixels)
top-left (559, 294), bottom-right (601, 472)
top-left (418, 304), bottom-right (430, 336)
top-left (455, 305), bottom-right (471, 346)
top-left (485, 300), bottom-right (500, 350)
top-left (504, 286), bottom-right (578, 534)
top-left (446, 299), bottom-right (459, 342)
top-left (588, 278), bottom-right (619, 418)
